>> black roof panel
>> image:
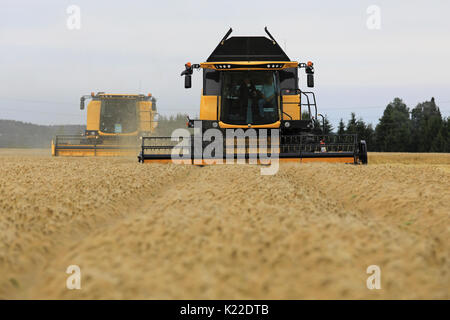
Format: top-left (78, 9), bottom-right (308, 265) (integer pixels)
top-left (206, 36), bottom-right (290, 62)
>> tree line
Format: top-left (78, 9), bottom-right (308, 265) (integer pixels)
top-left (0, 120), bottom-right (84, 148)
top-left (158, 100), bottom-right (449, 153)
top-left (328, 97), bottom-right (449, 152)
top-left (1, 97), bottom-right (448, 152)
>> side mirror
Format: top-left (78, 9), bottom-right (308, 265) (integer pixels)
top-left (80, 97), bottom-right (85, 110)
top-left (184, 75), bottom-right (192, 89)
top-left (307, 74), bottom-right (314, 88)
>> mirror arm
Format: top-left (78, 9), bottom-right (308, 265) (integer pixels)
top-left (181, 63), bottom-right (200, 89)
top-left (180, 63), bottom-right (200, 76)
top-left (80, 94), bottom-right (92, 110)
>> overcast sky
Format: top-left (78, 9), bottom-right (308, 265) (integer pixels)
top-left (1, 0), bottom-right (450, 127)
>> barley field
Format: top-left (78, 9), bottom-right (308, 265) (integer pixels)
top-left (0, 149), bottom-right (448, 299)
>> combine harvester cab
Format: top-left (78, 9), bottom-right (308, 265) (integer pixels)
top-left (139, 27), bottom-right (367, 164)
top-left (52, 92), bottom-right (157, 157)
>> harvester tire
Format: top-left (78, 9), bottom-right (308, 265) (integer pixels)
top-left (359, 140), bottom-right (368, 165)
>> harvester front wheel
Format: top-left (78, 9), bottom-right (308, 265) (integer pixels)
top-left (359, 140), bottom-right (368, 164)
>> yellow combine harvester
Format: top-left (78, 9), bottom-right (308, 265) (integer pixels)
top-left (139, 28), bottom-right (367, 164)
top-left (52, 92), bottom-right (157, 156)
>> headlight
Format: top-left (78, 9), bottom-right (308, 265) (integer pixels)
top-left (284, 121), bottom-right (290, 128)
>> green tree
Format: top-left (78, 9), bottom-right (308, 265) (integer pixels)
top-left (341, 113), bottom-right (375, 150)
top-left (441, 117), bottom-right (450, 152)
top-left (354, 117), bottom-right (375, 150)
top-left (337, 118), bottom-right (346, 135)
top-left (358, 121), bottom-right (375, 150)
top-left (312, 114), bottom-right (334, 134)
top-left (322, 116), bottom-right (333, 134)
top-left (154, 113), bottom-right (191, 136)
top-left (346, 113), bottom-right (357, 134)
top-left (410, 97), bottom-right (443, 152)
top-left (301, 110), bottom-right (310, 120)
top-left (374, 98), bottom-right (411, 152)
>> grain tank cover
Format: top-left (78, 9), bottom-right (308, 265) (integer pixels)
top-left (206, 36), bottom-right (290, 62)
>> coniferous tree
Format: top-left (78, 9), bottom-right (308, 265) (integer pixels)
top-left (358, 121), bottom-right (375, 150)
top-left (375, 98), bottom-right (411, 152)
top-left (322, 116), bottom-right (333, 134)
top-left (301, 110), bottom-right (310, 120)
top-left (337, 118), bottom-right (346, 135)
top-left (340, 113), bottom-right (375, 150)
top-left (346, 113), bottom-right (357, 134)
top-left (410, 97), bottom-right (443, 152)
top-left (441, 117), bottom-right (450, 152)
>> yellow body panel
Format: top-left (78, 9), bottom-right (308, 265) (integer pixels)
top-left (98, 131), bottom-right (139, 136)
top-left (51, 140), bottom-right (56, 156)
top-left (282, 95), bottom-right (301, 120)
top-left (143, 157), bottom-right (356, 164)
top-left (300, 157), bottom-right (355, 163)
top-left (139, 101), bottom-right (156, 131)
top-left (85, 99), bottom-right (156, 137)
top-left (86, 100), bottom-right (101, 131)
top-left (218, 121), bottom-right (281, 129)
top-left (54, 148), bottom-right (138, 157)
top-left (98, 93), bottom-right (141, 96)
top-left (200, 95), bottom-right (218, 120)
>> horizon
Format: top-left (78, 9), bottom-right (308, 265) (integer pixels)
top-left (0, 92), bottom-right (448, 130)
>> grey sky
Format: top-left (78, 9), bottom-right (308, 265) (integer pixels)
top-left (1, 0), bottom-right (449, 128)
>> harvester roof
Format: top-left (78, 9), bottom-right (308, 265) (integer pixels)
top-left (206, 36), bottom-right (290, 62)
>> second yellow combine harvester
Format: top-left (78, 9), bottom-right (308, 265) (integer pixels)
top-left (52, 92), bottom-right (157, 156)
top-left (138, 27), bottom-right (367, 164)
